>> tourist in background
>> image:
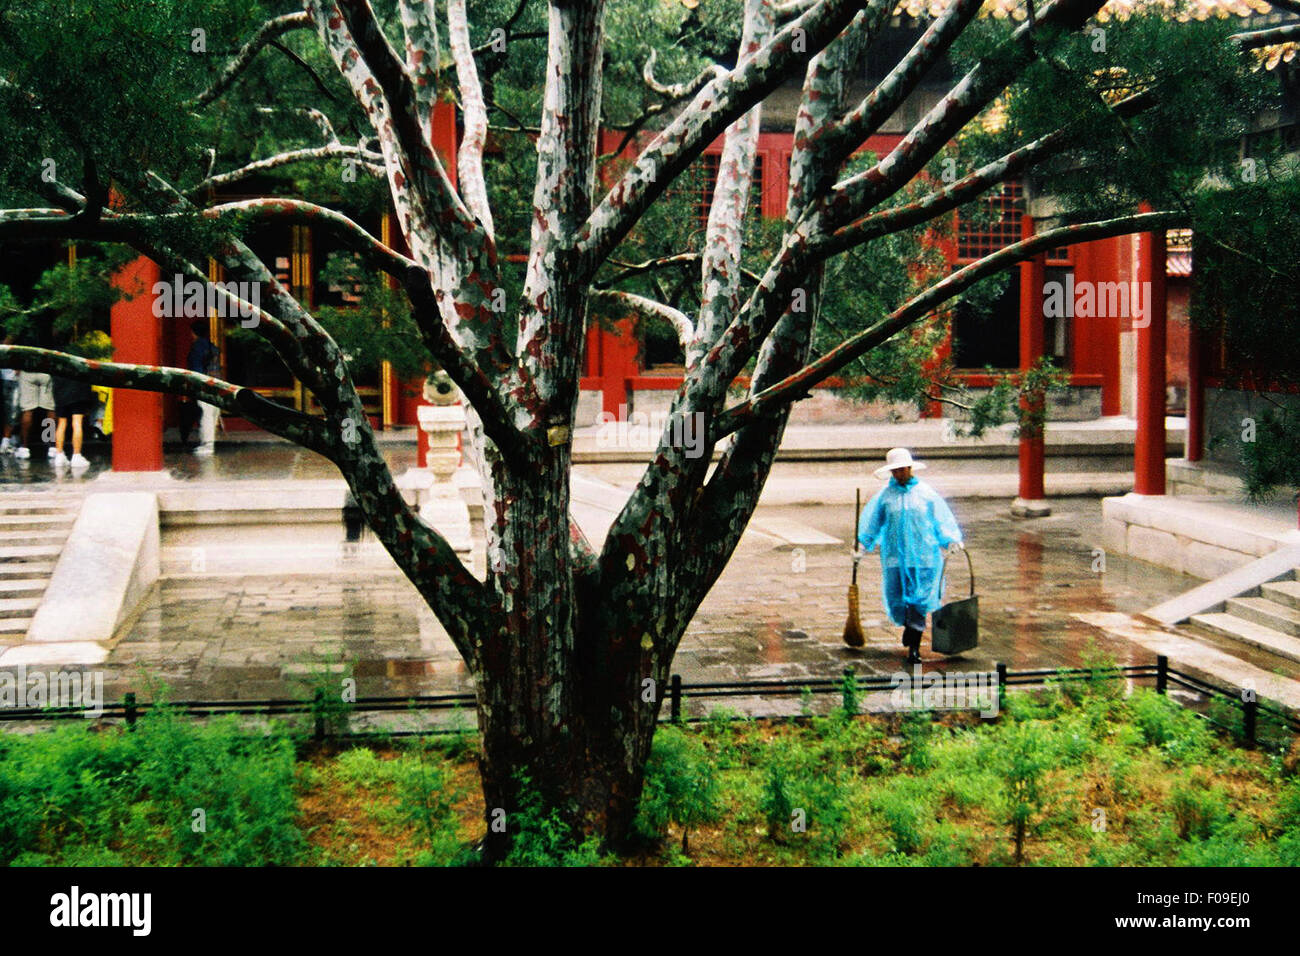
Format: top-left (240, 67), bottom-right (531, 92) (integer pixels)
top-left (0, 361), bottom-right (18, 455)
top-left (182, 319), bottom-right (220, 456)
top-left (13, 369), bottom-right (54, 461)
top-left (50, 373), bottom-right (95, 470)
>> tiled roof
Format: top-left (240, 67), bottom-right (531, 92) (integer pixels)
top-left (1255, 40), bottom-right (1299, 67)
top-left (892, 0), bottom-right (1276, 20)
top-left (889, 0), bottom-right (1298, 68)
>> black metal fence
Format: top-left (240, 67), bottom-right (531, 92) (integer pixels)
top-left (1, 654), bottom-right (1297, 747)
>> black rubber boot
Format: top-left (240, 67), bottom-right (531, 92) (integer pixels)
top-left (903, 626), bottom-right (923, 663)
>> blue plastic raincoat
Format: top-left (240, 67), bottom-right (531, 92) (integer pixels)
top-left (857, 476), bottom-right (963, 627)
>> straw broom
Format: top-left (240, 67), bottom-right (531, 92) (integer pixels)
top-left (842, 487), bottom-right (866, 647)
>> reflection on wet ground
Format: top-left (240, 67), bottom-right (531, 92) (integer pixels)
top-left (104, 497), bottom-right (1201, 716)
top-left (0, 436), bottom-right (415, 488)
top-left (0, 446), bottom-right (112, 488)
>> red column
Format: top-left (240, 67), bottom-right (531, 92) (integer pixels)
top-left (1090, 238), bottom-right (1124, 416)
top-left (1014, 215), bottom-right (1050, 517)
top-left (1134, 220), bottom-right (1167, 494)
top-left (602, 319), bottom-right (638, 417)
top-left (431, 99), bottom-right (457, 182)
top-left (1185, 322), bottom-right (1203, 462)
top-left (110, 257), bottom-right (164, 472)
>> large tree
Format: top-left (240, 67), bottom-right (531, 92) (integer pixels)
top-left (0, 0), bottom-right (1292, 852)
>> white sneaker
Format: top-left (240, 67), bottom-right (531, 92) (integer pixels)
top-left (47, 446), bottom-right (57, 460)
top-left (53, 452), bottom-right (69, 468)
top-left (0, 438), bottom-right (11, 454)
top-left (14, 446), bottom-right (29, 460)
top-left (194, 444), bottom-right (215, 457)
top-left (69, 454), bottom-right (90, 469)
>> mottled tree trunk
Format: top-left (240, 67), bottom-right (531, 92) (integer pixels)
top-left (472, 434), bottom-right (671, 854)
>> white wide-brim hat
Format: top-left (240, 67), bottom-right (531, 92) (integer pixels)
top-left (874, 447), bottom-right (927, 480)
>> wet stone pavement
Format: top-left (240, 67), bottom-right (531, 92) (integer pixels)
top-left (103, 496), bottom-right (1199, 721)
top-left (0, 436), bottom-right (415, 488)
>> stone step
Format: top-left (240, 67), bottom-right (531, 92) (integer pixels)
top-left (0, 530), bottom-right (68, 545)
top-left (1190, 612), bottom-right (1300, 665)
top-left (0, 498), bottom-right (82, 515)
top-left (0, 618), bottom-right (28, 635)
top-left (1226, 596), bottom-right (1300, 637)
top-left (0, 561), bottom-right (55, 579)
top-left (1260, 579), bottom-right (1300, 611)
top-left (0, 545), bottom-right (62, 562)
top-left (0, 513), bottom-right (75, 528)
top-left (0, 578), bottom-right (49, 595)
top-left (0, 596), bottom-right (42, 619)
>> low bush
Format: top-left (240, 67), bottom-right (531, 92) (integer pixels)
top-left (636, 725), bottom-right (721, 856)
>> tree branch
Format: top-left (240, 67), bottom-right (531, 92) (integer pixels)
top-left (515, 0), bottom-right (606, 423)
top-left (397, 0), bottom-right (441, 132)
top-left (692, 0), bottom-right (774, 366)
top-left (0, 346), bottom-right (337, 455)
top-left (400, 266), bottom-right (532, 473)
top-left (641, 48), bottom-right (726, 100)
top-left (187, 143), bottom-right (384, 196)
top-left (190, 12), bottom-right (313, 109)
top-left (308, 0), bottom-right (483, 260)
top-left (714, 210), bottom-right (1188, 438)
top-left (448, 0), bottom-right (495, 237)
top-left (596, 252), bottom-right (764, 289)
top-left (590, 289), bottom-right (694, 352)
top-left (825, 0), bottom-right (1106, 231)
top-left (816, 0), bottom-right (985, 175)
top-left (1231, 22), bottom-right (1300, 50)
top-left (577, 0), bottom-right (883, 277)
top-left (201, 198), bottom-right (416, 277)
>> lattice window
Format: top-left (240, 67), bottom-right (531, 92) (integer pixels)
top-left (1166, 228), bottom-right (1193, 254)
top-left (958, 179), bottom-right (1070, 262)
top-left (957, 180), bottom-right (1024, 260)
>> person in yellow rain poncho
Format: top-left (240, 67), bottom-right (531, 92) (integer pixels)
top-left (857, 448), bottom-right (964, 663)
top-left (90, 385), bottom-right (112, 437)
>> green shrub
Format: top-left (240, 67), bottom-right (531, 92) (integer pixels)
top-left (0, 725), bottom-right (140, 863)
top-left (919, 822), bottom-right (977, 866)
top-left (1175, 818), bottom-right (1276, 866)
top-left (502, 776), bottom-right (605, 867)
top-left (759, 750), bottom-right (796, 842)
top-left (872, 785), bottom-right (929, 855)
top-left (290, 656), bottom-right (356, 739)
top-left (331, 746), bottom-right (390, 788)
top-left (701, 708), bottom-right (756, 769)
top-left (636, 726), bottom-right (721, 856)
top-left (839, 670), bottom-right (861, 718)
top-left (900, 711), bottom-right (935, 770)
top-left (985, 720), bottom-right (1055, 865)
top-left (1128, 690), bottom-right (1212, 762)
top-left (799, 686), bottom-right (815, 718)
top-left (391, 739), bottom-right (468, 866)
top-left (759, 740), bottom-right (854, 858)
top-left (1169, 777), bottom-right (1229, 841)
top-left (0, 706), bottom-right (304, 866)
top-left (130, 707), bottom-right (305, 865)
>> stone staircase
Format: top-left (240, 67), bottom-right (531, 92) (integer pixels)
top-left (1190, 567), bottom-right (1300, 666)
top-left (0, 494), bottom-right (82, 641)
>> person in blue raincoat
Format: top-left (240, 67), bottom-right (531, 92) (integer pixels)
top-left (857, 447), bottom-right (964, 663)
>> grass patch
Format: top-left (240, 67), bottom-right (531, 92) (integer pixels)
top-left (2, 678), bottom-right (1298, 866)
